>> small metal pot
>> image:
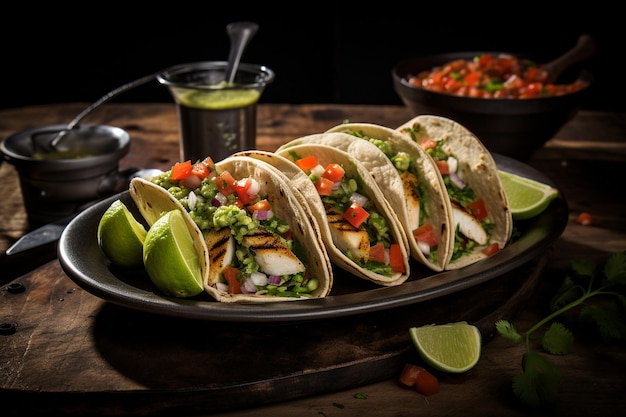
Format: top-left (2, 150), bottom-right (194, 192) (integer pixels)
top-left (1, 124), bottom-right (130, 227)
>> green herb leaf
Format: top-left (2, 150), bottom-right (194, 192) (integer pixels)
top-left (513, 352), bottom-right (560, 409)
top-left (541, 322), bottom-right (574, 355)
top-left (495, 319), bottom-right (522, 343)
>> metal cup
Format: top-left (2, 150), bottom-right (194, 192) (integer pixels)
top-left (157, 61), bottom-right (274, 163)
top-left (0, 124), bottom-right (131, 228)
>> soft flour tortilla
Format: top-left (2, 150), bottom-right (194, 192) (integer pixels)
top-left (397, 115), bottom-right (513, 269)
top-left (264, 144), bottom-right (411, 286)
top-left (129, 158), bottom-right (333, 303)
top-left (305, 124), bottom-right (454, 272)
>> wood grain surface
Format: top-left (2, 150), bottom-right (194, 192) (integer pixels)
top-left (1, 104), bottom-right (625, 416)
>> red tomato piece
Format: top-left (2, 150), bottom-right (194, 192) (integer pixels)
top-left (315, 177), bottom-right (335, 196)
top-left (295, 155), bottom-right (318, 172)
top-left (420, 138), bottom-right (438, 151)
top-left (436, 160), bottom-right (450, 175)
top-left (482, 242), bottom-right (501, 256)
top-left (171, 160), bottom-right (193, 181)
top-left (577, 212), bottom-right (593, 225)
top-left (344, 202), bottom-right (369, 228)
top-left (222, 266), bottom-right (241, 294)
top-left (398, 364), bottom-right (439, 397)
top-left (235, 178), bottom-right (256, 205)
top-left (467, 198), bottom-right (488, 221)
top-left (191, 162), bottom-right (210, 179)
top-left (247, 199), bottom-right (271, 213)
top-left (389, 243), bottom-right (405, 273)
top-left (322, 163), bottom-right (345, 182)
top-left (413, 223), bottom-right (438, 248)
top-left (212, 171), bottom-right (237, 196)
top-left (369, 242), bottom-right (386, 263)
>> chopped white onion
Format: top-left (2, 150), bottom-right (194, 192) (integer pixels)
top-left (216, 282), bottom-right (228, 293)
top-left (449, 171), bottom-right (466, 189)
top-left (447, 156), bottom-right (458, 173)
top-left (250, 272), bottom-right (269, 286)
top-left (350, 192), bottom-right (369, 208)
top-left (241, 278), bottom-right (257, 294)
top-left (212, 192), bottom-right (228, 207)
top-left (188, 192), bottom-right (198, 210)
top-left (247, 178), bottom-right (261, 195)
top-left (418, 241), bottom-right (431, 257)
top-left (311, 164), bottom-right (325, 177)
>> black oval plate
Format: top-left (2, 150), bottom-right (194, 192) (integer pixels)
top-left (58, 154), bottom-right (568, 322)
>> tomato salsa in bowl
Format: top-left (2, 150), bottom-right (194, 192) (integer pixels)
top-left (392, 51), bottom-right (593, 161)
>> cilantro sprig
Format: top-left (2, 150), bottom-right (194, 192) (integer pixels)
top-left (496, 251), bottom-right (626, 409)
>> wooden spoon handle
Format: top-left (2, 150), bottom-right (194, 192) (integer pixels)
top-left (542, 34), bottom-right (596, 83)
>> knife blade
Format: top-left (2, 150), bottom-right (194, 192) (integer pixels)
top-left (5, 214), bottom-right (77, 256)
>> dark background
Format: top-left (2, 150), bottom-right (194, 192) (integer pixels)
top-left (1, 7), bottom-right (622, 111)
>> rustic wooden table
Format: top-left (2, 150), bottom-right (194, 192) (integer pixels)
top-left (1, 103), bottom-right (625, 416)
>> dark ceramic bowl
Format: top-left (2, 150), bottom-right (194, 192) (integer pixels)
top-left (392, 52), bottom-right (593, 160)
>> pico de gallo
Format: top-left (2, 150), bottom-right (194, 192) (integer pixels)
top-left (337, 129), bottom-right (440, 263)
top-left (406, 53), bottom-right (588, 99)
top-left (150, 157), bottom-right (320, 297)
top-left (288, 151), bottom-right (406, 276)
top-left (399, 126), bottom-right (500, 259)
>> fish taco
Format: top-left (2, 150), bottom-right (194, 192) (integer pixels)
top-left (397, 115), bottom-right (513, 269)
top-left (130, 155), bottom-right (333, 302)
top-left (266, 143), bottom-right (411, 286)
top-left (283, 123), bottom-right (453, 272)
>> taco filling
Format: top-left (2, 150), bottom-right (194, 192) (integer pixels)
top-left (399, 121), bottom-right (505, 265)
top-left (335, 128), bottom-right (442, 265)
top-left (149, 157), bottom-right (321, 298)
top-left (287, 151), bottom-right (406, 276)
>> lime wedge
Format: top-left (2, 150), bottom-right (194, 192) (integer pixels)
top-left (409, 322), bottom-right (482, 373)
top-left (143, 209), bottom-right (204, 298)
top-left (498, 171), bottom-right (559, 220)
top-left (97, 200), bottom-right (147, 268)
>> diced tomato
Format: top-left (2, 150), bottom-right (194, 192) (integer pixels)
top-left (413, 223), bottom-right (438, 248)
top-left (222, 266), bottom-right (241, 294)
top-left (436, 160), bottom-right (450, 175)
top-left (191, 161), bottom-right (210, 179)
top-left (212, 171), bottom-right (237, 196)
top-left (343, 202), bottom-right (369, 228)
top-left (247, 198), bottom-right (271, 213)
top-left (235, 178), bottom-right (256, 205)
top-left (421, 138), bottom-right (437, 151)
top-left (171, 160), bottom-right (193, 181)
top-left (389, 243), bottom-right (405, 273)
top-left (482, 242), bottom-right (501, 256)
top-left (369, 242), bottom-right (386, 263)
top-left (398, 364), bottom-right (439, 396)
top-left (315, 177), bottom-right (335, 196)
top-left (295, 155), bottom-right (318, 172)
top-left (467, 198), bottom-right (488, 221)
top-left (576, 212), bottom-right (593, 225)
top-left (322, 163), bottom-right (345, 182)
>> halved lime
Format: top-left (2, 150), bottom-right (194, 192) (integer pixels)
top-left (143, 209), bottom-right (204, 298)
top-left (409, 321), bottom-right (482, 373)
top-left (97, 200), bottom-right (147, 268)
top-left (498, 171), bottom-right (559, 220)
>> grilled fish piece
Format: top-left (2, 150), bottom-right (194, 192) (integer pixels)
top-left (326, 208), bottom-right (370, 262)
top-left (242, 228), bottom-right (305, 276)
top-left (205, 227), bottom-right (236, 282)
top-left (400, 170), bottom-right (420, 230)
top-left (451, 203), bottom-right (488, 245)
